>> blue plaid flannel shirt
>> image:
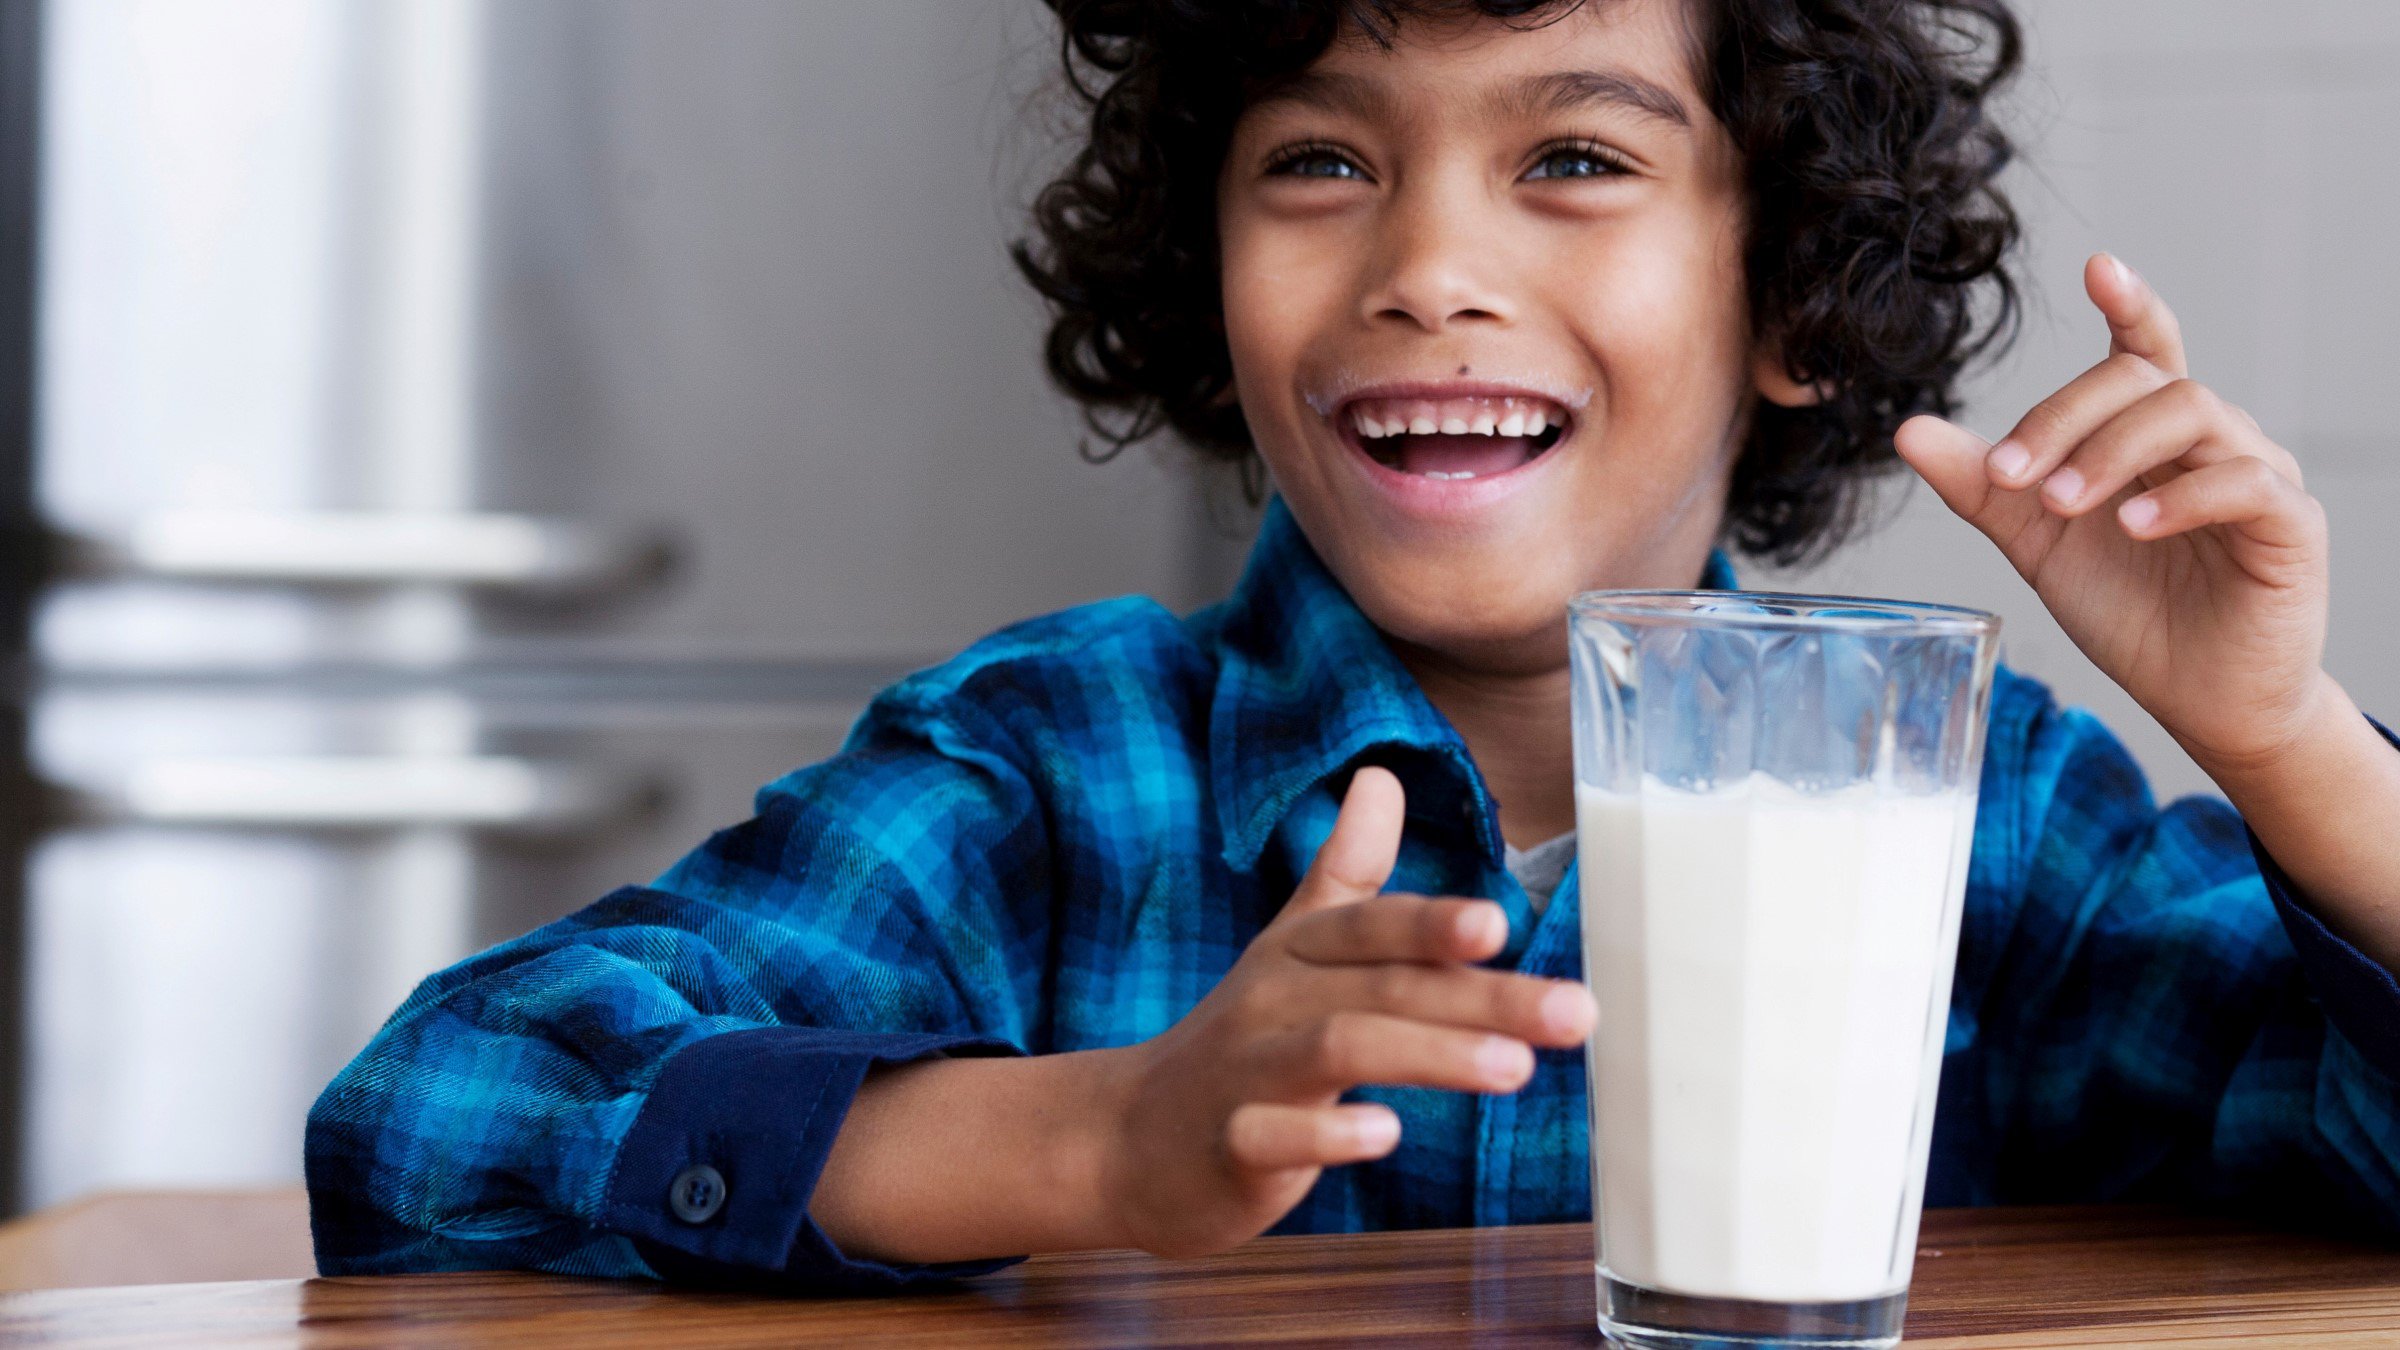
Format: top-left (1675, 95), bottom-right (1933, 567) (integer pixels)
top-left (307, 497), bottom-right (2400, 1289)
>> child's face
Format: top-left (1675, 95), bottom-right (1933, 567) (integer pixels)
top-left (1219, 0), bottom-right (1792, 672)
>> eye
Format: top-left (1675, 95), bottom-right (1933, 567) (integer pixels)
top-left (1524, 140), bottom-right (1631, 181)
top-left (1265, 143), bottom-right (1370, 182)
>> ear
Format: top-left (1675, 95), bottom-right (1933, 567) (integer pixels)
top-left (1751, 338), bottom-right (1832, 409)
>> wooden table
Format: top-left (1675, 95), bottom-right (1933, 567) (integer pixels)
top-left (1, 1206), bottom-right (2395, 1346)
top-left (0, 1189), bottom-right (316, 1293)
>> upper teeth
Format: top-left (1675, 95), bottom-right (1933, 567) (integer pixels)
top-left (1351, 395), bottom-right (1569, 440)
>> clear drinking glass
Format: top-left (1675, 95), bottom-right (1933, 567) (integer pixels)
top-left (1567, 591), bottom-right (2001, 1349)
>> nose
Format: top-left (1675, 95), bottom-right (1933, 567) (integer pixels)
top-left (1357, 186), bottom-right (1513, 334)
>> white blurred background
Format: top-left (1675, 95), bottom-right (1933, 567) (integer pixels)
top-left (1, 0), bottom-right (2393, 1216)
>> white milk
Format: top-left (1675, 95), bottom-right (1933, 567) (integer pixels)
top-left (1576, 775), bottom-right (1976, 1304)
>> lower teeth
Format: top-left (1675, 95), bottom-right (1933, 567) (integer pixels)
top-left (1424, 470), bottom-right (1475, 481)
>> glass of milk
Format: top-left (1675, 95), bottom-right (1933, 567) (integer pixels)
top-left (1568, 591), bottom-right (1999, 1349)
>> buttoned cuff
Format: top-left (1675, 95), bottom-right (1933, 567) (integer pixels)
top-left (2255, 713), bottom-right (2400, 1083)
top-left (606, 1025), bottom-right (1025, 1291)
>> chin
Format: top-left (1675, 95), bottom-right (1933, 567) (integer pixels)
top-left (1348, 559), bottom-right (1585, 674)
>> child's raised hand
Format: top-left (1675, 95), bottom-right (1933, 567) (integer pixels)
top-left (1893, 254), bottom-right (2337, 778)
top-left (1095, 766), bottom-right (1595, 1258)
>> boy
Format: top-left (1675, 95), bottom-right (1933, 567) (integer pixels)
top-left (307, 0), bottom-right (2400, 1289)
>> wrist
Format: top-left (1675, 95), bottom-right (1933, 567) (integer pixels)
top-left (2188, 670), bottom-right (2364, 807)
top-left (814, 1046), bottom-right (1143, 1263)
top-left (2195, 670), bottom-right (2400, 973)
top-left (1057, 1044), bottom-right (1144, 1251)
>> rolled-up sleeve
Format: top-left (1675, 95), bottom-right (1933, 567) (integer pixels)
top-left (1938, 677), bottom-right (2400, 1235)
top-left (2249, 715), bottom-right (2400, 1083)
top-left (305, 679), bottom-right (1057, 1288)
top-left (608, 1027), bottom-right (1018, 1290)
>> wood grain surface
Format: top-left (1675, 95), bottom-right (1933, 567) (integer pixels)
top-left (0, 1188), bottom-right (313, 1292)
top-left (1, 1206), bottom-right (2395, 1347)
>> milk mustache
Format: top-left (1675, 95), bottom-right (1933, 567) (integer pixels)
top-left (1576, 774), bottom-right (1977, 1304)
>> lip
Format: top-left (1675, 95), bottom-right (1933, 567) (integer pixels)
top-left (1319, 378), bottom-right (1578, 519)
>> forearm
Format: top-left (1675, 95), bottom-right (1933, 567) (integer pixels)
top-left (809, 1046), bottom-right (1135, 1265)
top-left (2202, 671), bottom-right (2400, 973)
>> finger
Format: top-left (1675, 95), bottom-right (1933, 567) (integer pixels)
top-left (1224, 1101), bottom-right (1401, 1171)
top-left (2117, 455), bottom-right (2327, 554)
top-left (1284, 894), bottom-right (1508, 966)
top-left (1894, 413), bottom-right (2001, 523)
top-left (1984, 351), bottom-right (2170, 491)
top-left (1321, 964), bottom-right (1595, 1048)
top-left (2033, 378), bottom-right (2274, 518)
top-left (1262, 1010), bottom-right (1535, 1098)
top-left (2088, 252), bottom-right (2188, 379)
top-left (1284, 766), bottom-right (1405, 918)
top-left (1893, 413), bottom-right (2059, 569)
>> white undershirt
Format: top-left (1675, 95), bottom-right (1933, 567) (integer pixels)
top-left (1502, 830), bottom-right (1577, 916)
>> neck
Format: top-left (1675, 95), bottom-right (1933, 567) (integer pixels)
top-left (1392, 642), bottom-right (1576, 850)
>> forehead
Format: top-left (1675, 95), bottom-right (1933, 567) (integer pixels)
top-left (1250, 0), bottom-right (1709, 132)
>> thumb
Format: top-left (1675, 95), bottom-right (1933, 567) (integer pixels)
top-left (1285, 765), bottom-right (1405, 917)
top-left (1894, 413), bottom-right (2044, 572)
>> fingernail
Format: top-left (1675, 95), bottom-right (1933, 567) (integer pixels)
top-left (2119, 496), bottom-right (2159, 532)
top-left (2043, 468), bottom-right (2085, 507)
top-left (2111, 254), bottom-right (2138, 290)
top-left (1458, 904), bottom-right (1506, 949)
top-left (1988, 441), bottom-right (2031, 481)
top-left (1353, 1109), bottom-right (1401, 1151)
top-left (1477, 1036), bottom-right (1531, 1085)
top-left (1542, 983), bottom-right (1594, 1036)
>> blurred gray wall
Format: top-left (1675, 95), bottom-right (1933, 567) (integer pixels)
top-left (473, 0), bottom-right (1250, 663)
top-left (1764, 0), bottom-right (2400, 802)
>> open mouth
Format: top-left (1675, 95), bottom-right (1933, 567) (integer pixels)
top-left (1339, 394), bottom-right (1571, 481)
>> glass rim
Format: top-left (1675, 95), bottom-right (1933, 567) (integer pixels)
top-left (1569, 588), bottom-right (2000, 635)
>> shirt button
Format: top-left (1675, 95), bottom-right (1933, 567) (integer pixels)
top-left (668, 1163), bottom-right (727, 1225)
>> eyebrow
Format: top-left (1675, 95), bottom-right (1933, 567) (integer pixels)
top-left (1250, 66), bottom-right (1693, 131)
top-left (1248, 70), bottom-right (1395, 121)
top-left (1496, 69), bottom-right (1692, 128)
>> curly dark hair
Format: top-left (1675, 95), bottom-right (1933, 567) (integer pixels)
top-left (1012, 0), bottom-right (2022, 564)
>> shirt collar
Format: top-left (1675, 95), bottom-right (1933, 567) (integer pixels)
top-left (1205, 498), bottom-right (1735, 874)
top-left (1207, 499), bottom-right (1486, 872)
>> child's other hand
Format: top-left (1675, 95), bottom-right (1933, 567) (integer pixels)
top-left (1095, 766), bottom-right (1595, 1259)
top-left (1893, 254), bottom-right (2339, 779)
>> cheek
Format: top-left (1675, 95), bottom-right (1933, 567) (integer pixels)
top-left (1220, 221), bottom-right (1329, 374)
top-left (1219, 219), bottom-right (1358, 474)
top-left (1551, 253), bottom-right (1754, 522)
top-left (1218, 266), bottom-right (1290, 441)
top-left (1564, 224), bottom-right (1753, 418)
